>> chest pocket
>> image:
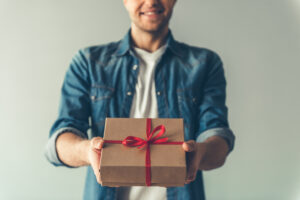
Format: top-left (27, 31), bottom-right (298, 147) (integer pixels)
top-left (90, 85), bottom-right (114, 134)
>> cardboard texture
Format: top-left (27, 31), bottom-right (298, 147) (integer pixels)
top-left (100, 118), bottom-right (186, 187)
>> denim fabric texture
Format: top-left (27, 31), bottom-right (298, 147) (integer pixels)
top-left (46, 30), bottom-right (235, 200)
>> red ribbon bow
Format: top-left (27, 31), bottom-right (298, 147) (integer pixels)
top-left (122, 120), bottom-right (168, 149)
top-left (104, 118), bottom-right (183, 186)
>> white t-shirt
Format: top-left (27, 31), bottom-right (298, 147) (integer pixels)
top-left (116, 45), bottom-right (167, 200)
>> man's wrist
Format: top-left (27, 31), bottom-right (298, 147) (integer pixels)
top-left (203, 135), bottom-right (229, 154)
top-left (77, 138), bottom-right (91, 165)
top-left (193, 136), bottom-right (229, 171)
top-left (56, 132), bottom-right (90, 167)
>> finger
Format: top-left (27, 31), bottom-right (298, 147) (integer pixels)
top-left (94, 154), bottom-right (102, 185)
top-left (185, 170), bottom-right (197, 183)
top-left (91, 137), bottom-right (104, 150)
top-left (185, 160), bottom-right (197, 183)
top-left (92, 162), bottom-right (102, 185)
top-left (182, 140), bottom-right (196, 152)
top-left (96, 172), bottom-right (102, 185)
top-left (185, 146), bottom-right (198, 184)
top-left (185, 164), bottom-right (197, 184)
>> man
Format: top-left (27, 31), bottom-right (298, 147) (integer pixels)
top-left (45, 0), bottom-right (235, 199)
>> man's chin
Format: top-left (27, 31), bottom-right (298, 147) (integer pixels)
top-left (138, 24), bottom-right (168, 34)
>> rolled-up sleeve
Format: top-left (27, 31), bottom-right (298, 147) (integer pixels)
top-left (45, 127), bottom-right (88, 167)
top-left (196, 52), bottom-right (235, 152)
top-left (45, 50), bottom-right (91, 166)
top-left (196, 127), bottom-right (235, 152)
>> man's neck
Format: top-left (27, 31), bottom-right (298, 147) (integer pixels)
top-left (130, 25), bottom-right (169, 53)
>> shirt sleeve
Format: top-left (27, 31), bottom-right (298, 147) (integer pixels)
top-left (196, 127), bottom-right (235, 151)
top-left (44, 49), bottom-right (91, 166)
top-left (44, 127), bottom-right (88, 167)
top-left (195, 52), bottom-right (235, 152)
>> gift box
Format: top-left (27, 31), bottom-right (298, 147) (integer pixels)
top-left (100, 118), bottom-right (186, 187)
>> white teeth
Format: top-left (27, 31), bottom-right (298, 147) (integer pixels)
top-left (144, 11), bottom-right (159, 15)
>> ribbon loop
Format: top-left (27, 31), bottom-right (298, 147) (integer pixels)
top-left (122, 136), bottom-right (146, 147)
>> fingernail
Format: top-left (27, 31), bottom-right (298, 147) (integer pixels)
top-left (97, 141), bottom-right (102, 148)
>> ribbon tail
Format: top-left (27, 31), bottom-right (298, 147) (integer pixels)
top-left (145, 145), bottom-right (151, 186)
top-left (153, 138), bottom-right (169, 144)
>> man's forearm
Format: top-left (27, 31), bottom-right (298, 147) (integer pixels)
top-left (56, 132), bottom-right (90, 167)
top-left (199, 135), bottom-right (229, 170)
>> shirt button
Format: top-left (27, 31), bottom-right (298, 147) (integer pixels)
top-left (127, 91), bottom-right (132, 96)
top-left (132, 65), bottom-right (138, 70)
top-left (157, 91), bottom-right (161, 96)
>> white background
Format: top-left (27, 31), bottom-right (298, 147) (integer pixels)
top-left (0, 0), bottom-right (300, 200)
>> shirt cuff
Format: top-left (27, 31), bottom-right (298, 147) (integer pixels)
top-left (44, 127), bottom-right (87, 167)
top-left (196, 127), bottom-right (235, 153)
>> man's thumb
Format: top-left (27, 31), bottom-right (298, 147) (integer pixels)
top-left (91, 137), bottom-right (104, 150)
top-left (182, 140), bottom-right (196, 152)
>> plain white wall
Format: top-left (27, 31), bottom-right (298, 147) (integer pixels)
top-left (0, 0), bottom-right (299, 200)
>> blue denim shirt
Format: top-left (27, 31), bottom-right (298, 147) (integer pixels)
top-left (45, 30), bottom-right (235, 200)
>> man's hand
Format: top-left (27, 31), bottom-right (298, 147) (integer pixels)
top-left (87, 137), bottom-right (104, 185)
top-left (56, 133), bottom-right (104, 185)
top-left (182, 136), bottom-right (229, 184)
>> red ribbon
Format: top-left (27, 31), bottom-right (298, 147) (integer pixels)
top-left (104, 118), bottom-right (183, 186)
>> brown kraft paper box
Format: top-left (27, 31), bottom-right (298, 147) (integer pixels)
top-left (100, 118), bottom-right (186, 187)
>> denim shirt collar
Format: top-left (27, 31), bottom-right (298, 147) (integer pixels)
top-left (113, 29), bottom-right (184, 58)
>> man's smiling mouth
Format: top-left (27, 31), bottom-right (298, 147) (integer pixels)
top-left (140, 10), bottom-right (163, 16)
